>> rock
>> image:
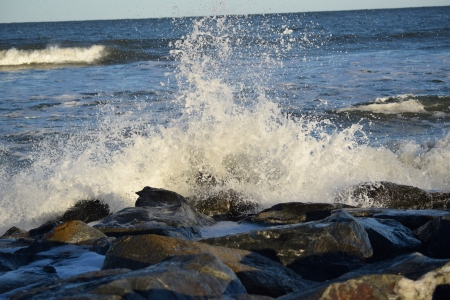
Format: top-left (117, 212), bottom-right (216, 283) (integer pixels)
top-left (42, 220), bottom-right (106, 245)
top-left (57, 199), bottom-right (110, 224)
top-left (1, 227), bottom-right (28, 238)
top-left (247, 202), bottom-right (355, 225)
top-left (335, 181), bottom-right (450, 209)
top-left (28, 220), bottom-right (61, 237)
top-left (10, 253), bottom-right (247, 299)
top-left (189, 189), bottom-right (261, 221)
top-left (102, 234), bottom-right (315, 297)
top-left (0, 265), bottom-right (59, 295)
top-left (357, 218), bottom-right (421, 262)
top-left (279, 273), bottom-right (405, 300)
top-left (414, 215), bottom-right (450, 259)
top-left (202, 210), bottom-right (373, 282)
top-left (93, 206), bottom-right (205, 239)
top-left (338, 207), bottom-right (450, 231)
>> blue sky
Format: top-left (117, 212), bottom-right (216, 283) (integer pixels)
top-left (1, 0), bottom-right (449, 23)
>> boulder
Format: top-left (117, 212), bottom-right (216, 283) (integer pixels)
top-left (10, 253), bottom-right (247, 299)
top-left (0, 265), bottom-right (59, 295)
top-left (57, 199), bottom-right (110, 224)
top-left (414, 215), bottom-right (450, 259)
top-left (335, 181), bottom-right (450, 209)
top-left (357, 218), bottom-right (421, 262)
top-left (102, 234), bottom-right (315, 297)
top-left (247, 202), bottom-right (355, 225)
top-left (189, 189), bottom-right (260, 221)
top-left (42, 220), bottom-right (106, 245)
top-left (202, 210), bottom-right (373, 282)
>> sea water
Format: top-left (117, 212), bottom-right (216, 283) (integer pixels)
top-left (0, 7), bottom-right (450, 234)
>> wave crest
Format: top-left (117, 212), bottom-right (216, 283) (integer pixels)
top-left (0, 45), bottom-right (107, 66)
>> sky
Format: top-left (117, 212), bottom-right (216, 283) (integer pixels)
top-left (1, 0), bottom-right (449, 23)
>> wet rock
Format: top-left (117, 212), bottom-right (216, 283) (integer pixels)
top-left (202, 210), bottom-right (373, 282)
top-left (336, 181), bottom-right (450, 209)
top-left (103, 234), bottom-right (314, 297)
top-left (42, 220), bottom-right (106, 245)
top-left (414, 215), bottom-right (450, 259)
top-left (1, 227), bottom-right (28, 239)
top-left (28, 220), bottom-right (62, 237)
top-left (357, 218), bottom-right (421, 262)
top-left (57, 199), bottom-right (110, 224)
top-left (93, 206), bottom-right (205, 239)
top-left (0, 265), bottom-right (59, 295)
top-left (11, 253), bottom-right (246, 299)
top-left (189, 189), bottom-right (261, 221)
top-left (247, 202), bottom-right (355, 225)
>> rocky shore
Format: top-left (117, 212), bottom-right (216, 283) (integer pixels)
top-left (1, 182), bottom-right (450, 299)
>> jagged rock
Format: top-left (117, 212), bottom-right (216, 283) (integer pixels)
top-left (42, 220), bottom-right (106, 245)
top-left (93, 206), bottom-right (205, 239)
top-left (414, 215), bottom-right (450, 259)
top-left (10, 253), bottom-right (246, 299)
top-left (247, 202), bottom-right (355, 225)
top-left (202, 210), bottom-right (373, 282)
top-left (335, 181), bottom-right (450, 209)
top-left (357, 218), bottom-right (421, 262)
top-left (102, 234), bottom-right (315, 297)
top-left (189, 190), bottom-right (261, 221)
top-left (57, 199), bottom-right (110, 224)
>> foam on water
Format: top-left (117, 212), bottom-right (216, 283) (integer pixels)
top-left (0, 45), bottom-right (106, 66)
top-left (0, 17), bottom-right (449, 234)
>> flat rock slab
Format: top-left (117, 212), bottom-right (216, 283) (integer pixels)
top-left (10, 253), bottom-right (246, 300)
top-left (102, 234), bottom-right (315, 297)
top-left (202, 210), bottom-right (373, 282)
top-left (246, 202), bottom-right (355, 225)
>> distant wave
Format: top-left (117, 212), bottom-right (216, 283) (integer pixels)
top-left (0, 45), bottom-right (107, 66)
top-left (338, 95), bottom-right (450, 115)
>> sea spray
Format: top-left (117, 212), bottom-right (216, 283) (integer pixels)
top-left (1, 16), bottom-right (449, 234)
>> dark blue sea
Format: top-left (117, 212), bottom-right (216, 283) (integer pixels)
top-left (1, 6), bottom-right (450, 233)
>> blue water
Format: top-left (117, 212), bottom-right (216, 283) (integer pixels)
top-left (0, 6), bottom-right (449, 233)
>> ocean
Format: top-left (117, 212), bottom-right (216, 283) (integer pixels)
top-left (0, 6), bottom-right (449, 234)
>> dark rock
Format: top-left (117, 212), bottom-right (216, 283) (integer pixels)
top-left (189, 189), bottom-right (261, 221)
top-left (0, 265), bottom-right (59, 295)
top-left (93, 206), bottom-right (206, 239)
top-left (1, 227), bottom-right (28, 238)
top-left (102, 234), bottom-right (315, 297)
top-left (247, 202), bottom-right (355, 225)
top-left (11, 253), bottom-right (246, 299)
top-left (57, 199), bottom-right (110, 224)
top-left (357, 218), bottom-right (421, 262)
top-left (414, 215), bottom-right (450, 258)
top-left (335, 181), bottom-right (450, 209)
top-left (28, 220), bottom-right (61, 237)
top-left (202, 210), bottom-right (373, 282)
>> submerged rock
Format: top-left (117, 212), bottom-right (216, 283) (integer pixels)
top-left (247, 202), bottom-right (355, 225)
top-left (0, 265), bottom-right (59, 295)
top-left (357, 218), bottom-right (421, 262)
top-left (202, 210), bottom-right (373, 281)
top-left (57, 199), bottom-right (110, 224)
top-left (103, 234), bottom-right (314, 297)
top-left (335, 181), bottom-right (450, 209)
top-left (189, 189), bottom-right (261, 221)
top-left (11, 253), bottom-right (246, 299)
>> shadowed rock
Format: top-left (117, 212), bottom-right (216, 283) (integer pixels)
top-left (57, 199), bottom-right (110, 224)
top-left (102, 234), bottom-right (315, 297)
top-left (202, 210), bottom-right (373, 282)
top-left (414, 215), bottom-right (450, 259)
top-left (247, 202), bottom-right (356, 225)
top-left (10, 253), bottom-right (246, 300)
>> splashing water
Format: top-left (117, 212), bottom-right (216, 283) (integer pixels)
top-left (1, 16), bottom-right (449, 234)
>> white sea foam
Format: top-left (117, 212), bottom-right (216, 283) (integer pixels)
top-left (339, 96), bottom-right (427, 114)
top-left (1, 18), bottom-right (449, 234)
top-left (0, 45), bottom-right (106, 66)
